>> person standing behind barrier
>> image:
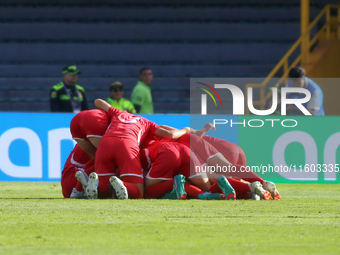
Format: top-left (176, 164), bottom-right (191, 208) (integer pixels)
top-left (106, 81), bottom-right (136, 113)
top-left (50, 65), bottom-right (88, 113)
top-left (287, 66), bottom-right (325, 116)
top-left (131, 67), bottom-right (154, 114)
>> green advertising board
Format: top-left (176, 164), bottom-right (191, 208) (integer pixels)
top-left (237, 116), bottom-right (340, 183)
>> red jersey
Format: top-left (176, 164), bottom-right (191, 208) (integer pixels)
top-left (104, 106), bottom-right (159, 145)
top-left (140, 140), bottom-right (163, 170)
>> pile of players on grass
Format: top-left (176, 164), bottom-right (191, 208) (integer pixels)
top-left (61, 99), bottom-right (280, 201)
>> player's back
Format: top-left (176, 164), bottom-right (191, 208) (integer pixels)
top-left (104, 106), bottom-right (159, 144)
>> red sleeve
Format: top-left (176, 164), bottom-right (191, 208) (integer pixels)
top-left (148, 121), bottom-right (160, 135)
top-left (139, 119), bottom-right (160, 149)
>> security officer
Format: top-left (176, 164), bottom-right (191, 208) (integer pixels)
top-left (50, 65), bottom-right (88, 113)
top-left (106, 81), bottom-right (136, 113)
top-left (131, 67), bottom-right (154, 114)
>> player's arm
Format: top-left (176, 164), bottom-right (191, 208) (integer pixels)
top-left (159, 125), bottom-right (178, 131)
top-left (94, 98), bottom-right (111, 112)
top-left (195, 123), bottom-right (216, 137)
top-left (160, 125), bottom-right (197, 133)
top-left (154, 127), bottom-right (190, 140)
top-left (160, 123), bottom-right (215, 137)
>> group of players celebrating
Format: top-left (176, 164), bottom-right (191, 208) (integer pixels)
top-left (61, 99), bottom-right (280, 201)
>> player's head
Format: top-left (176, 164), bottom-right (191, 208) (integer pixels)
top-left (289, 66), bottom-right (305, 88)
top-left (139, 67), bottom-right (153, 85)
top-left (109, 81), bottom-right (124, 100)
top-left (62, 65), bottom-right (80, 85)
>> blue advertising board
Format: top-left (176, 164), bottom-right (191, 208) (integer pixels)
top-left (0, 113), bottom-right (192, 181)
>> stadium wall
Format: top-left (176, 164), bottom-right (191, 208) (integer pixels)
top-left (302, 40), bottom-right (340, 115)
top-left (0, 113), bottom-right (339, 183)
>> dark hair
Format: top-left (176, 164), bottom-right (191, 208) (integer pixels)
top-left (139, 67), bottom-right (151, 75)
top-left (289, 67), bottom-right (305, 79)
top-left (109, 81), bottom-right (123, 91)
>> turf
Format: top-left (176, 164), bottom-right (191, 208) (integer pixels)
top-left (0, 183), bottom-right (339, 255)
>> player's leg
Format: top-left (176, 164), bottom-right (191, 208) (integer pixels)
top-left (75, 159), bottom-right (95, 193)
top-left (172, 143), bottom-right (211, 192)
top-left (183, 182), bottom-right (226, 200)
top-left (202, 135), bottom-right (240, 165)
top-left (75, 170), bottom-right (89, 192)
top-left (208, 176), bottom-right (236, 200)
top-left (249, 181), bottom-right (272, 200)
top-left (201, 137), bottom-right (276, 193)
top-left (74, 139), bottom-right (97, 159)
top-left (75, 159), bottom-right (95, 192)
top-left (61, 166), bottom-right (79, 198)
top-left (177, 147), bottom-right (227, 200)
top-left (87, 137), bottom-right (102, 148)
top-left (206, 156), bottom-right (266, 182)
top-left (189, 134), bottom-right (230, 165)
top-left (91, 137), bottom-right (117, 199)
top-left (262, 181), bottom-right (281, 200)
top-left (144, 144), bottom-right (181, 198)
top-left (187, 135), bottom-right (245, 181)
top-left (235, 145), bottom-right (247, 166)
top-left (198, 136), bottom-right (263, 182)
top-left (198, 136), bottom-right (276, 199)
top-left (192, 136), bottom-right (262, 183)
top-left (145, 179), bottom-right (174, 199)
top-left (113, 139), bottom-right (144, 199)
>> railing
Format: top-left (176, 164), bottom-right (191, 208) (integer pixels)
top-left (245, 3), bottom-right (340, 114)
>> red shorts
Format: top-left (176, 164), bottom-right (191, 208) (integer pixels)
top-left (95, 137), bottom-right (143, 184)
top-left (70, 109), bottom-right (109, 141)
top-left (145, 142), bottom-right (205, 180)
top-left (202, 135), bottom-right (247, 166)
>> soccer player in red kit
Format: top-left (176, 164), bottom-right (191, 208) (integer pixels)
top-left (87, 99), bottom-right (191, 200)
top-left (70, 109), bottom-right (110, 159)
top-left (141, 136), bottom-right (265, 200)
top-left (202, 135), bottom-right (247, 166)
top-left (196, 123), bottom-right (280, 200)
top-left (141, 140), bottom-right (235, 200)
top-left (61, 144), bottom-right (91, 198)
top-left (159, 125), bottom-right (275, 200)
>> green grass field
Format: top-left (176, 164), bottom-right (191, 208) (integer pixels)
top-left (0, 183), bottom-right (339, 255)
